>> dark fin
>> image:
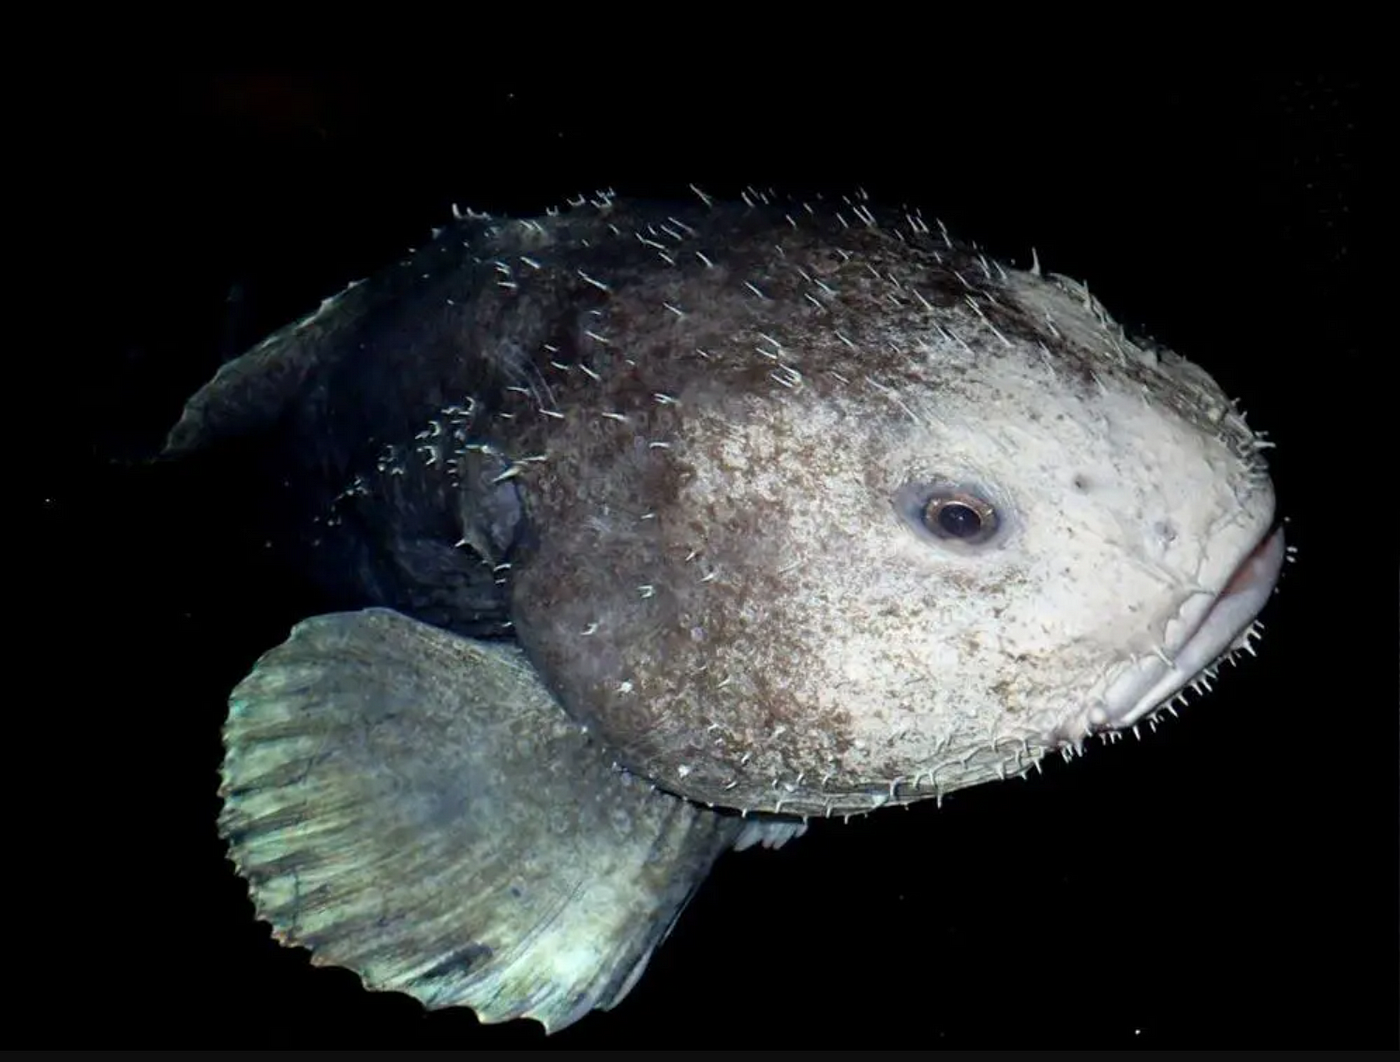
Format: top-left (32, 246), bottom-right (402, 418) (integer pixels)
top-left (162, 277), bottom-right (374, 457)
top-left (219, 608), bottom-right (742, 1033)
top-left (452, 445), bottom-right (528, 566)
top-left (161, 205), bottom-right (523, 461)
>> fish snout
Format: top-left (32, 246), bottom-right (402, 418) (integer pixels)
top-left (1089, 523), bottom-right (1286, 732)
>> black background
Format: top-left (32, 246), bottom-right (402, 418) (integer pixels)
top-left (28, 67), bottom-right (1391, 1048)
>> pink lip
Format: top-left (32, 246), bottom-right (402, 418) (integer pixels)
top-left (1095, 523), bottom-right (1286, 729)
top-left (1175, 523), bottom-right (1286, 653)
top-left (1221, 524), bottom-right (1286, 599)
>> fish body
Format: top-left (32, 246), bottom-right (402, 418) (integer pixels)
top-left (169, 191), bottom-right (1283, 1030)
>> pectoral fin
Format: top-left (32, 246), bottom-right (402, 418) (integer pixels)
top-left (219, 608), bottom-right (742, 1032)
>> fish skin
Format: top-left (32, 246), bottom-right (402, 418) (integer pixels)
top-left (174, 192), bottom-right (1277, 813)
top-left (169, 190), bottom-right (1282, 1029)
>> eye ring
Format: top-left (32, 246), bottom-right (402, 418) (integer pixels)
top-left (922, 491), bottom-right (999, 543)
top-left (892, 480), bottom-right (1006, 550)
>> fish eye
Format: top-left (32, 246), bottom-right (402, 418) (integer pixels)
top-left (893, 481), bottom-right (1003, 550)
top-left (923, 491), bottom-right (999, 543)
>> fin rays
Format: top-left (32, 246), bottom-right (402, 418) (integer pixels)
top-left (218, 608), bottom-right (742, 1031)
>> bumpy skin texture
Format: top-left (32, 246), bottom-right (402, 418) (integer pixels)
top-left (170, 194), bottom-right (1276, 819)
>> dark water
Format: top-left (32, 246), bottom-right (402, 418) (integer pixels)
top-left (32, 70), bottom-right (1389, 1048)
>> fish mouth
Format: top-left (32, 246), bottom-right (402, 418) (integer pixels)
top-left (1090, 522), bottom-right (1287, 732)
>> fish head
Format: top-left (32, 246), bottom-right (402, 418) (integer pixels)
top-left (506, 221), bottom-right (1283, 818)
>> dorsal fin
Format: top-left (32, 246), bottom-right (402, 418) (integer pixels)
top-left (162, 276), bottom-right (375, 457)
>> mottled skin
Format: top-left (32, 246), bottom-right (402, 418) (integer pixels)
top-left (170, 192), bottom-right (1282, 1027)
top-left (499, 209), bottom-right (1276, 817)
top-left (172, 194), bottom-right (1276, 820)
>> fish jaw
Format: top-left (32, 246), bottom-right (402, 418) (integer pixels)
top-left (1091, 522), bottom-right (1286, 733)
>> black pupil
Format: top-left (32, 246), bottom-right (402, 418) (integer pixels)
top-left (938, 502), bottom-right (982, 538)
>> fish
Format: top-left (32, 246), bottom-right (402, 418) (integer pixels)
top-left (164, 187), bottom-right (1285, 1033)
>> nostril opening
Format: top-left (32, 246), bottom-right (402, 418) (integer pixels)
top-left (1072, 474), bottom-right (1091, 492)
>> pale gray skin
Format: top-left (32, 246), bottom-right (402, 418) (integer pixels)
top-left (172, 192), bottom-right (1283, 1030)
